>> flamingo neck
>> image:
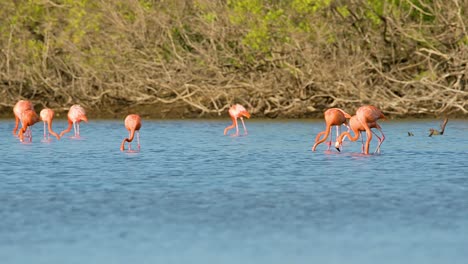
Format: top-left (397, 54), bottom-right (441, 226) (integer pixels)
top-left (338, 126), bottom-right (360, 143)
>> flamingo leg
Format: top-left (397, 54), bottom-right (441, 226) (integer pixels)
top-left (336, 125), bottom-right (342, 149)
top-left (360, 131), bottom-right (365, 153)
top-left (43, 122), bottom-right (48, 140)
top-left (27, 126), bottom-right (32, 142)
top-left (224, 116), bottom-right (237, 136)
top-left (327, 126), bottom-right (338, 150)
top-left (240, 117), bottom-right (248, 135)
top-left (234, 118), bottom-right (239, 136)
top-left (364, 129), bottom-right (373, 155)
top-left (127, 131), bottom-right (132, 150)
top-left (373, 126), bottom-right (385, 154)
top-left (357, 116), bottom-right (373, 155)
top-left (43, 122), bottom-right (46, 139)
top-left (24, 126), bottom-right (32, 143)
top-left (72, 121), bottom-right (77, 137)
top-left (371, 130), bottom-right (381, 153)
top-left (137, 131), bottom-right (141, 150)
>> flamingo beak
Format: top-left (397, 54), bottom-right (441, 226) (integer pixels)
top-left (335, 141), bottom-right (341, 152)
top-left (244, 112), bottom-right (251, 119)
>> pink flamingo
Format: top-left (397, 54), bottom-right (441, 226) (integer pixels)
top-left (312, 108), bottom-right (351, 151)
top-left (13, 100), bottom-right (34, 136)
top-left (40, 108), bottom-right (60, 141)
top-left (335, 105), bottom-right (386, 154)
top-left (336, 115), bottom-right (385, 154)
top-left (120, 114), bottom-right (142, 151)
top-left (59, 105), bottom-right (88, 138)
top-left (224, 104), bottom-right (251, 136)
top-left (18, 109), bottom-right (39, 143)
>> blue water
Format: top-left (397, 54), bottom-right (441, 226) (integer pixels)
top-left (1, 119), bottom-right (467, 264)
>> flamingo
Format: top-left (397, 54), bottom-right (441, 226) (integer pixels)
top-left (335, 105), bottom-right (386, 154)
top-left (224, 104), bottom-right (251, 136)
top-left (59, 104), bottom-right (88, 138)
top-left (18, 109), bottom-right (39, 143)
top-left (40, 108), bottom-right (60, 141)
top-left (344, 115), bottom-right (385, 154)
top-left (13, 100), bottom-right (34, 136)
top-left (312, 108), bottom-right (351, 151)
top-left (120, 114), bottom-right (142, 151)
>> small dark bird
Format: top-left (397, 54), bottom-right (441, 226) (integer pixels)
top-left (408, 132), bottom-right (414, 136)
top-left (429, 118), bottom-right (448, 137)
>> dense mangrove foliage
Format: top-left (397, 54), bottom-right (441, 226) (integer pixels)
top-left (0, 0), bottom-right (466, 118)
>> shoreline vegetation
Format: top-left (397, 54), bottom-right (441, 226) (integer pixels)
top-left (0, 0), bottom-right (466, 119)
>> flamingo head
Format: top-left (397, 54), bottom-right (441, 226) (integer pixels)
top-left (334, 140), bottom-right (341, 152)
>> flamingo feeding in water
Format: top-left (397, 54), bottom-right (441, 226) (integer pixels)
top-left (120, 114), bottom-right (142, 151)
top-left (335, 105), bottom-right (386, 154)
top-left (336, 115), bottom-right (385, 154)
top-left (40, 108), bottom-right (60, 141)
top-left (59, 104), bottom-right (88, 138)
top-left (18, 109), bottom-right (40, 142)
top-left (224, 104), bottom-right (251, 136)
top-left (312, 108), bottom-right (351, 151)
top-left (13, 100), bottom-right (34, 136)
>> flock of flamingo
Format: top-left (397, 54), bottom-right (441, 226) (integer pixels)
top-left (310, 106), bottom-right (386, 154)
top-left (12, 100), bottom-right (140, 151)
top-left (223, 104), bottom-right (387, 155)
top-left (11, 100), bottom-right (385, 155)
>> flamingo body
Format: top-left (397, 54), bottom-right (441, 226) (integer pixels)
top-left (312, 108), bottom-right (351, 151)
top-left (40, 108), bottom-right (60, 141)
top-left (348, 115), bottom-right (385, 154)
top-left (18, 109), bottom-right (39, 142)
top-left (120, 114), bottom-right (142, 151)
top-left (13, 100), bottom-right (34, 135)
top-left (59, 105), bottom-right (88, 138)
top-left (224, 104), bottom-right (251, 136)
top-left (335, 105), bottom-right (386, 154)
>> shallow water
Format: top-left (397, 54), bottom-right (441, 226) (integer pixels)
top-left (1, 119), bottom-right (467, 264)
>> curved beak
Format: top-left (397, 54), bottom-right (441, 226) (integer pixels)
top-left (334, 141), bottom-right (341, 152)
top-left (243, 111), bottom-right (251, 119)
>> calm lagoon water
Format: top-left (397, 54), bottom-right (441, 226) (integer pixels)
top-left (0, 119), bottom-right (467, 264)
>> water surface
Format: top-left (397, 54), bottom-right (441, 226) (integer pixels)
top-left (1, 119), bottom-right (467, 264)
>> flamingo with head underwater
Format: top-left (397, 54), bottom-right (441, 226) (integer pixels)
top-left (224, 104), bottom-right (251, 136)
top-left (336, 114), bottom-right (385, 154)
top-left (120, 114), bottom-right (142, 151)
top-left (13, 100), bottom-right (34, 136)
top-left (312, 108), bottom-right (351, 151)
top-left (18, 109), bottom-right (40, 143)
top-left (40, 108), bottom-right (60, 141)
top-left (335, 105), bottom-right (386, 155)
top-left (59, 104), bottom-right (88, 138)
